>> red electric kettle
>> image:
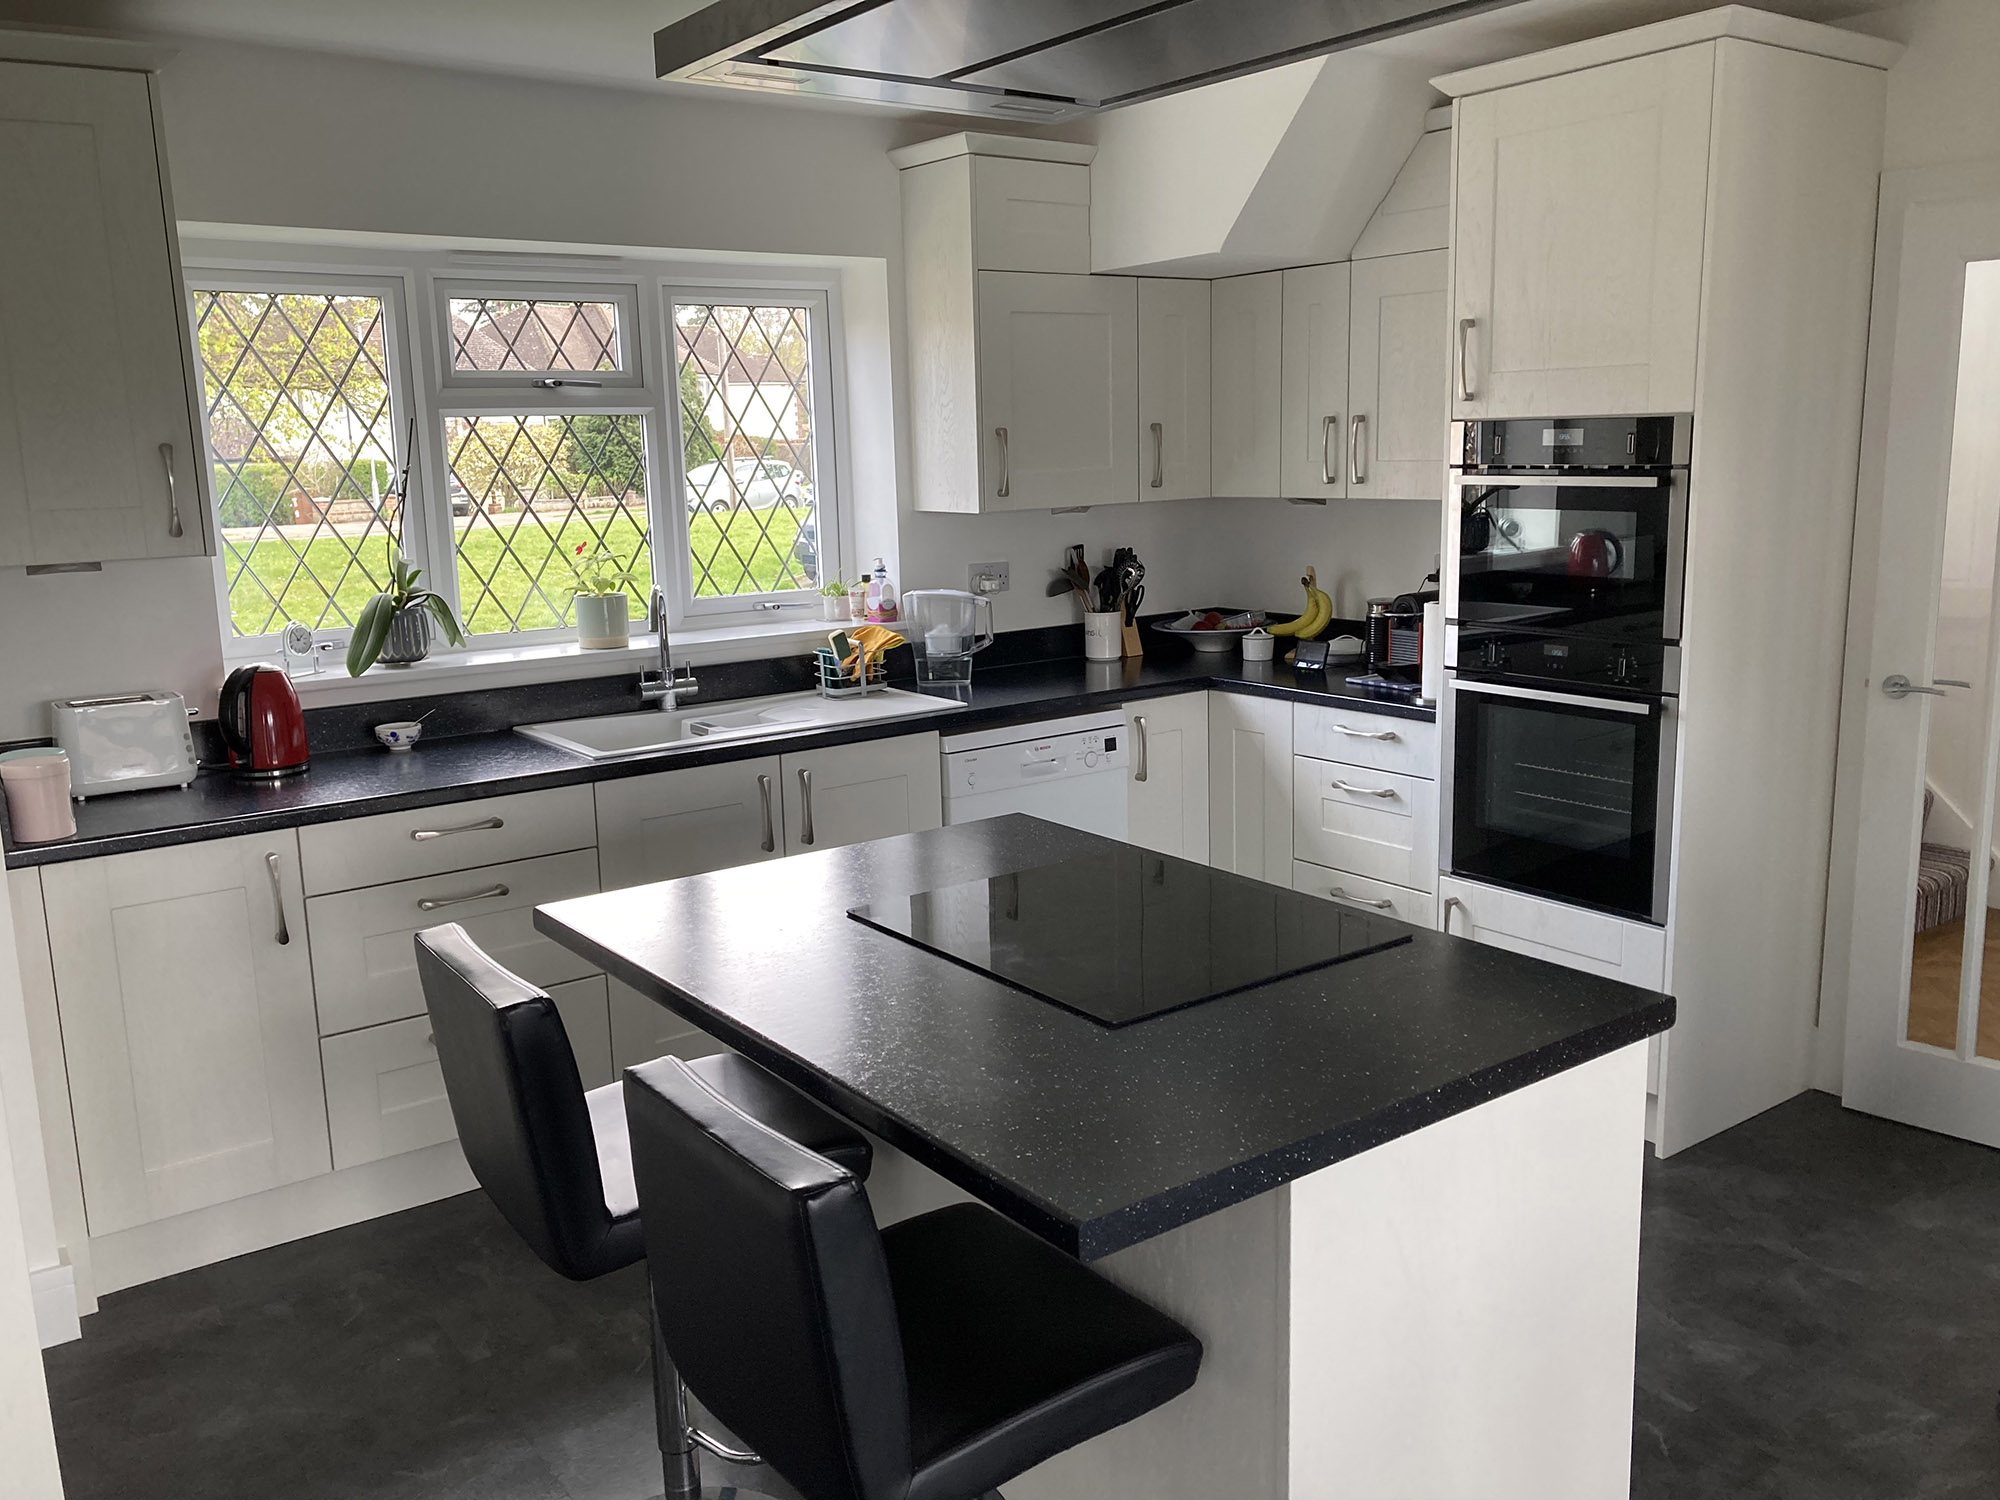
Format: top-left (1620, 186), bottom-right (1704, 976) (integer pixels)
top-left (1567, 529), bottom-right (1623, 580)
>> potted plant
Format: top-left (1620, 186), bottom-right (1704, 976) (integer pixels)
top-left (346, 537), bottom-right (466, 674)
top-left (819, 575), bottom-right (852, 622)
top-left (567, 540), bottom-right (644, 649)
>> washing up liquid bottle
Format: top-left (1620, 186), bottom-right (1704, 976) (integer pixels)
top-left (866, 557), bottom-right (898, 623)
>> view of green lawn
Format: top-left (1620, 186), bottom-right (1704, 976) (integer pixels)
top-left (223, 508), bottom-right (809, 637)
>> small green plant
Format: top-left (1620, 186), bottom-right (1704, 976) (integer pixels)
top-left (566, 539), bottom-right (645, 597)
top-left (819, 574), bottom-right (852, 599)
top-left (346, 537), bottom-right (467, 676)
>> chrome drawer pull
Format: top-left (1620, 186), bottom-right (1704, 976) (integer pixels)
top-left (798, 767), bottom-right (815, 845)
top-left (1350, 414), bottom-right (1367, 486)
top-left (1328, 886), bottom-right (1394, 910)
top-left (995, 427), bottom-right (1010, 499)
top-left (410, 816), bottom-right (505, 842)
top-left (1441, 895), bottom-right (1467, 934)
top-left (161, 443), bottom-right (184, 539)
top-left (265, 851), bottom-right (290, 946)
top-left (758, 773), bottom-right (776, 853)
top-left (1321, 413), bottom-right (1338, 486)
top-left (417, 884), bottom-right (509, 912)
top-left (1457, 317), bottom-right (1476, 402)
top-left (1331, 724), bottom-right (1399, 742)
top-left (1133, 716), bottom-right (1148, 783)
top-left (1331, 779), bottom-right (1397, 798)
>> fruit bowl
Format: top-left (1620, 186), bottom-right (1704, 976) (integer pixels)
top-left (1152, 609), bottom-right (1267, 654)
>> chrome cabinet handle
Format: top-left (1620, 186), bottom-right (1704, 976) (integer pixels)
top-left (161, 443), bottom-right (183, 539)
top-left (995, 427), bottom-right (1010, 499)
top-left (1132, 716), bottom-right (1148, 783)
top-left (1320, 414), bottom-right (1339, 486)
top-left (1328, 887), bottom-right (1395, 910)
top-left (1883, 674), bottom-right (1969, 699)
top-left (757, 773), bottom-right (776, 853)
top-left (417, 884), bottom-right (509, 912)
top-left (1149, 422), bottom-right (1164, 490)
top-left (1441, 895), bottom-right (1467, 934)
top-left (1332, 724), bottom-right (1398, 742)
top-left (1457, 318), bottom-right (1477, 402)
top-left (265, 851), bottom-right (290, 946)
top-left (410, 816), bottom-right (505, 842)
top-left (1332, 779), bottom-right (1397, 798)
top-left (1350, 414), bottom-right (1367, 486)
top-left (798, 767), bottom-right (815, 845)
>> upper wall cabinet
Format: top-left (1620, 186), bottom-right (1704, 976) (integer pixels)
top-left (1138, 278), bottom-right (1211, 503)
top-left (1279, 262), bottom-right (1351, 502)
top-left (1348, 249), bottom-right (1448, 501)
top-left (1210, 271), bottom-right (1283, 499)
top-left (0, 57), bottom-right (209, 566)
top-left (1448, 47), bottom-right (1714, 419)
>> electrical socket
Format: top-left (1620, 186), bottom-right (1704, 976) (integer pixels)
top-left (969, 561), bottom-right (1010, 595)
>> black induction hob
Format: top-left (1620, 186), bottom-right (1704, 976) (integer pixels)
top-left (848, 847), bottom-right (1412, 1027)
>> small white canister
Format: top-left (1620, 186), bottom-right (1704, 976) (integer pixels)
top-left (0, 750), bottom-right (77, 844)
top-left (1083, 610), bottom-right (1122, 661)
top-left (1242, 627), bottom-right (1275, 662)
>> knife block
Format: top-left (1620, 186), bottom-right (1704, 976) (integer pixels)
top-left (1121, 619), bottom-right (1143, 658)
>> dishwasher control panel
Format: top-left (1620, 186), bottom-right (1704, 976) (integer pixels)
top-left (945, 725), bottom-right (1128, 796)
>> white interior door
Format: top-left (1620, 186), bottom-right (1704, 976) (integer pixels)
top-left (1841, 164), bottom-right (2000, 1143)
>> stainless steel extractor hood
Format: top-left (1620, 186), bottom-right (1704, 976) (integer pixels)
top-left (656, 0), bottom-right (1525, 120)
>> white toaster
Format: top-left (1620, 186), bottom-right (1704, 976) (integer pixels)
top-left (50, 692), bottom-right (201, 799)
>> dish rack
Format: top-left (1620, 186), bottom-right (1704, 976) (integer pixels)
top-left (814, 647), bottom-right (888, 698)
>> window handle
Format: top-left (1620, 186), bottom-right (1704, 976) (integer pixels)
top-left (995, 427), bottom-right (1010, 499)
top-left (161, 443), bottom-right (183, 539)
top-left (529, 377), bottom-right (603, 389)
top-left (1149, 422), bottom-right (1164, 490)
top-left (757, 773), bottom-right (776, 853)
top-left (1327, 886), bottom-right (1395, 910)
top-left (1321, 414), bottom-right (1339, 486)
top-left (1350, 414), bottom-right (1367, 487)
top-left (797, 767), bottom-right (815, 845)
top-left (265, 852), bottom-right (290, 946)
top-left (1331, 778), bottom-right (1397, 799)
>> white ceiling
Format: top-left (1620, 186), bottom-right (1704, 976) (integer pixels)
top-left (0, 0), bottom-right (1915, 103)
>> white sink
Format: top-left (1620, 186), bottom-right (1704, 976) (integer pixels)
top-left (515, 688), bottom-right (963, 762)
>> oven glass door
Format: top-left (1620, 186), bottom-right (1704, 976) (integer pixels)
top-left (1447, 679), bottom-right (1673, 923)
top-left (1448, 472), bottom-right (1684, 641)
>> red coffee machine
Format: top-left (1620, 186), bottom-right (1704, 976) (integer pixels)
top-left (218, 665), bottom-right (309, 779)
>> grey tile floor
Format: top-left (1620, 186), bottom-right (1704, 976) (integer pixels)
top-left (39, 1089), bottom-right (2000, 1498)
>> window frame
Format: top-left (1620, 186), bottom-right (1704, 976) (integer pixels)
top-left (433, 277), bottom-right (644, 391)
top-left (664, 283), bottom-right (843, 620)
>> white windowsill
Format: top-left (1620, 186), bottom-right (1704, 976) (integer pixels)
top-left (242, 616), bottom-right (842, 709)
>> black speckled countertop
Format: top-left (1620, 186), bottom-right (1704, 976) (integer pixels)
top-left (3, 650), bottom-right (1431, 870)
top-left (536, 815), bottom-right (1673, 1260)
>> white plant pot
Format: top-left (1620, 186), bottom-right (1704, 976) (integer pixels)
top-left (575, 592), bottom-right (632, 650)
top-left (821, 594), bottom-right (851, 622)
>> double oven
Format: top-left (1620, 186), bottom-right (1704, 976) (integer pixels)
top-left (1441, 414), bottom-right (1691, 926)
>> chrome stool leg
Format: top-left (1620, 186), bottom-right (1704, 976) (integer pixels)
top-left (651, 1286), bottom-right (703, 1500)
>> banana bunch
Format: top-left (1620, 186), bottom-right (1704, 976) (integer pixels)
top-left (1267, 566), bottom-right (1332, 640)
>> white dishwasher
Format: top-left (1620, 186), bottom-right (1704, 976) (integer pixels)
top-left (940, 710), bottom-right (1130, 839)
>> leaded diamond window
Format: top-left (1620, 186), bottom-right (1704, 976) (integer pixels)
top-left (192, 288), bottom-right (403, 638)
top-left (443, 413), bottom-right (652, 634)
top-left (448, 296), bottom-right (622, 374)
top-left (674, 300), bottom-right (822, 599)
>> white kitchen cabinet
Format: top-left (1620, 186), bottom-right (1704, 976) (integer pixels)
top-left (1210, 271), bottom-right (1283, 498)
top-left (1436, 874), bottom-right (1666, 990)
top-left (0, 58), bottom-right (207, 566)
top-left (968, 153), bottom-right (1092, 273)
top-left (1126, 695), bottom-right (1209, 863)
top-left (782, 734), bottom-right (945, 855)
top-left (40, 832), bottom-right (329, 1236)
top-left (975, 271), bottom-right (1138, 511)
top-left (595, 757), bottom-right (784, 890)
top-left (1293, 704), bottom-right (1438, 779)
top-left (1448, 46), bottom-right (1713, 418)
top-left (1292, 758), bottom-right (1438, 894)
top-left (298, 783), bottom-right (596, 896)
top-left (1280, 262), bottom-right (1351, 501)
top-left (1208, 693), bottom-right (1292, 885)
top-left (304, 849), bottom-right (602, 1036)
top-left (1346, 250), bottom-right (1449, 501)
top-left (1292, 863), bottom-right (1437, 929)
top-left (1137, 278), bottom-right (1211, 502)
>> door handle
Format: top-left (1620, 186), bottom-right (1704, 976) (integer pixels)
top-left (1150, 422), bottom-right (1164, 490)
top-left (1441, 895), bottom-right (1467, 934)
top-left (1328, 887), bottom-right (1395, 910)
top-left (995, 427), bottom-right (1010, 499)
top-left (1882, 674), bottom-right (1971, 699)
top-left (160, 443), bottom-right (184, 539)
top-left (1457, 318), bottom-right (1477, 402)
top-left (798, 767), bottom-right (815, 845)
top-left (1331, 779), bottom-right (1397, 799)
top-left (1132, 716), bottom-right (1148, 783)
top-left (265, 851), bottom-right (290, 946)
top-left (757, 773), bottom-right (776, 853)
top-left (416, 884), bottom-right (510, 912)
top-left (1350, 414), bottom-right (1367, 486)
top-left (1321, 414), bottom-right (1339, 486)
top-left (409, 816), bottom-right (505, 841)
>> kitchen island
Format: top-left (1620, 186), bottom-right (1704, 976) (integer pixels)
top-left (536, 815), bottom-right (1672, 1500)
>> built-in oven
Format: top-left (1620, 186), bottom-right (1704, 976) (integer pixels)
top-left (1441, 673), bottom-right (1676, 925)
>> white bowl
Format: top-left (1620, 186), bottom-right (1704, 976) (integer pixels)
top-left (374, 721), bottom-right (423, 753)
top-left (1152, 610), bottom-right (1267, 654)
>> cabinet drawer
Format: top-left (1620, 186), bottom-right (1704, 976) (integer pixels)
top-left (1294, 705), bottom-right (1437, 779)
top-left (305, 849), bottom-right (601, 1036)
top-left (1291, 862), bottom-right (1435, 928)
top-left (1436, 875), bottom-right (1666, 990)
top-left (1292, 760), bottom-right (1438, 893)
top-left (299, 784), bottom-right (596, 896)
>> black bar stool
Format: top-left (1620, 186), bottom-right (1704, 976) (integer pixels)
top-left (415, 923), bottom-right (872, 1499)
top-left (623, 1054), bottom-right (1205, 1500)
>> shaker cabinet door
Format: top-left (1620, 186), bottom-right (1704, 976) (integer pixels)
top-left (0, 61), bottom-right (206, 565)
top-left (1137, 278), bottom-right (1212, 502)
top-left (1126, 694), bottom-right (1210, 863)
top-left (782, 733), bottom-right (944, 855)
top-left (41, 833), bottom-right (328, 1235)
top-left (1210, 271), bottom-right (1283, 498)
top-left (1450, 46), bottom-right (1714, 418)
top-left (1279, 262), bottom-right (1351, 501)
top-left (1346, 249), bottom-right (1449, 501)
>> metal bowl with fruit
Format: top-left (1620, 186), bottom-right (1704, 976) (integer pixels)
top-left (1152, 609), bottom-right (1269, 654)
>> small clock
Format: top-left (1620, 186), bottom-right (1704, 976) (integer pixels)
top-left (281, 622), bottom-right (317, 675)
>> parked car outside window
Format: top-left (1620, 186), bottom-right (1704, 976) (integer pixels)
top-left (685, 457), bottom-right (810, 512)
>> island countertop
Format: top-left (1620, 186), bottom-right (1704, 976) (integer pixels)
top-left (535, 815), bottom-right (1675, 1260)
